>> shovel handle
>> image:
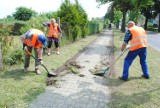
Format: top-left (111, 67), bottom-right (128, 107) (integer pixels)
top-left (25, 49), bottom-right (32, 56)
top-left (109, 47), bottom-right (129, 68)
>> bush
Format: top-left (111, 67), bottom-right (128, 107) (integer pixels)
top-left (0, 20), bottom-right (26, 36)
top-left (20, 16), bottom-right (49, 34)
top-left (12, 22), bottom-right (26, 35)
top-left (87, 20), bottom-right (104, 35)
top-left (81, 26), bottom-right (88, 38)
top-left (56, 0), bottom-right (88, 42)
top-left (71, 25), bottom-right (81, 41)
top-left (3, 48), bottom-right (23, 65)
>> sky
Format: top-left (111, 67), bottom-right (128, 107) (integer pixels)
top-left (0, 0), bottom-right (111, 19)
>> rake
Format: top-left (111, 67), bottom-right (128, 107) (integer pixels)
top-left (94, 46), bottom-right (130, 76)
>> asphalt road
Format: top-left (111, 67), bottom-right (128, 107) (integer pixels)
top-left (147, 31), bottom-right (160, 51)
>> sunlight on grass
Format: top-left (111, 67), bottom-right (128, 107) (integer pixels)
top-left (106, 30), bottom-right (160, 108)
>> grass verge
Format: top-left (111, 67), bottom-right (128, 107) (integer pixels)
top-left (0, 34), bottom-right (97, 107)
top-left (106, 30), bottom-right (160, 108)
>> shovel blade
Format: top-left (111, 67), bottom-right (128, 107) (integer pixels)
top-left (93, 67), bottom-right (109, 76)
top-left (47, 72), bottom-right (57, 77)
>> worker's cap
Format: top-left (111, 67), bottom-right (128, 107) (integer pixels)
top-left (128, 21), bottom-right (135, 25)
top-left (25, 30), bottom-right (34, 39)
top-left (38, 35), bottom-right (47, 46)
top-left (51, 18), bottom-right (56, 23)
top-left (26, 32), bottom-right (33, 38)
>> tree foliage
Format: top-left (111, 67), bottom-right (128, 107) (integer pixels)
top-left (104, 2), bottom-right (115, 23)
top-left (13, 7), bottom-right (37, 21)
top-left (39, 11), bottom-right (57, 19)
top-left (20, 16), bottom-right (49, 34)
top-left (113, 8), bottom-right (122, 29)
top-left (141, 5), bottom-right (155, 30)
top-left (56, 0), bottom-right (88, 41)
top-left (153, 0), bottom-right (160, 32)
top-left (96, 0), bottom-right (153, 32)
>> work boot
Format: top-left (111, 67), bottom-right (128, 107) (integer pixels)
top-left (141, 75), bottom-right (149, 79)
top-left (35, 69), bottom-right (41, 75)
top-left (119, 77), bottom-right (128, 81)
top-left (48, 52), bottom-right (51, 56)
top-left (56, 51), bottom-right (60, 55)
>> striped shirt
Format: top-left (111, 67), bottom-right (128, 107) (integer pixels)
top-left (124, 30), bottom-right (132, 44)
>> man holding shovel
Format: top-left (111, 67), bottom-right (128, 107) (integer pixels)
top-left (119, 21), bottom-right (150, 81)
top-left (21, 29), bottom-right (47, 75)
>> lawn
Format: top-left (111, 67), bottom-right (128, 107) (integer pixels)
top-left (0, 35), bottom-right (97, 107)
top-left (106, 30), bottom-right (160, 108)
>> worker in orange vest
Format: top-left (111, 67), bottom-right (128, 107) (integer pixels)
top-left (21, 29), bottom-right (47, 75)
top-left (119, 21), bottom-right (150, 81)
top-left (43, 18), bottom-right (62, 55)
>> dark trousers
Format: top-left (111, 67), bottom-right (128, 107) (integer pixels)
top-left (24, 46), bottom-right (40, 70)
top-left (122, 47), bottom-right (149, 80)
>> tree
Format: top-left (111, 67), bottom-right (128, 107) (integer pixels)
top-left (74, 0), bottom-right (88, 37)
top-left (13, 6), bottom-right (36, 21)
top-left (96, 0), bottom-right (134, 32)
top-left (104, 2), bottom-right (115, 23)
top-left (6, 15), bottom-right (13, 19)
top-left (56, 0), bottom-right (88, 41)
top-left (39, 11), bottom-right (57, 19)
top-left (96, 0), bottom-right (153, 32)
top-left (133, 0), bottom-right (153, 25)
top-left (113, 8), bottom-right (122, 29)
top-left (141, 6), bottom-right (155, 30)
top-left (153, 0), bottom-right (160, 32)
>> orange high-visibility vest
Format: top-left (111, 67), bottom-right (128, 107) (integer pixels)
top-left (25, 30), bottom-right (43, 48)
top-left (48, 23), bottom-right (59, 38)
top-left (129, 26), bottom-right (147, 51)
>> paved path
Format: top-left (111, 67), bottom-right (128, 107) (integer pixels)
top-left (147, 31), bottom-right (160, 51)
top-left (29, 29), bottom-right (113, 108)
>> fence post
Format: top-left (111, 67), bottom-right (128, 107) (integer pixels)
top-left (57, 17), bottom-right (60, 26)
top-left (57, 17), bottom-right (61, 47)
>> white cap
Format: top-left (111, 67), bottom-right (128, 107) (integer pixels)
top-left (22, 29), bottom-right (33, 39)
top-left (51, 18), bottom-right (56, 23)
top-left (128, 21), bottom-right (135, 25)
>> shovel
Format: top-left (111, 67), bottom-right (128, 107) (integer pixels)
top-left (25, 49), bottom-right (57, 77)
top-left (94, 45), bottom-right (130, 76)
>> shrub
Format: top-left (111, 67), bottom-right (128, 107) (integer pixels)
top-left (20, 16), bottom-right (49, 34)
top-left (56, 0), bottom-right (88, 41)
top-left (12, 22), bottom-right (26, 35)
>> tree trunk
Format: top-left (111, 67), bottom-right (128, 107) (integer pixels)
top-left (57, 17), bottom-right (62, 48)
top-left (158, 14), bottom-right (160, 32)
top-left (144, 17), bottom-right (148, 30)
top-left (121, 10), bottom-right (127, 33)
top-left (116, 21), bottom-right (120, 29)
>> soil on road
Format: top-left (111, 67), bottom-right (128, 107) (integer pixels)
top-left (29, 29), bottom-right (114, 108)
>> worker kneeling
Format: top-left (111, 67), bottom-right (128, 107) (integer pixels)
top-left (21, 29), bottom-right (47, 75)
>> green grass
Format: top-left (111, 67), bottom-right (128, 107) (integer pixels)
top-left (147, 27), bottom-right (158, 32)
top-left (0, 35), bottom-right (97, 107)
top-left (106, 30), bottom-right (160, 108)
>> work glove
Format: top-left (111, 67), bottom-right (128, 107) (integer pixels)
top-left (23, 43), bottom-right (27, 50)
top-left (38, 59), bottom-right (43, 65)
top-left (126, 45), bottom-right (131, 49)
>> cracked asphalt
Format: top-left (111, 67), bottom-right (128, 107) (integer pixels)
top-left (29, 29), bottom-right (114, 108)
